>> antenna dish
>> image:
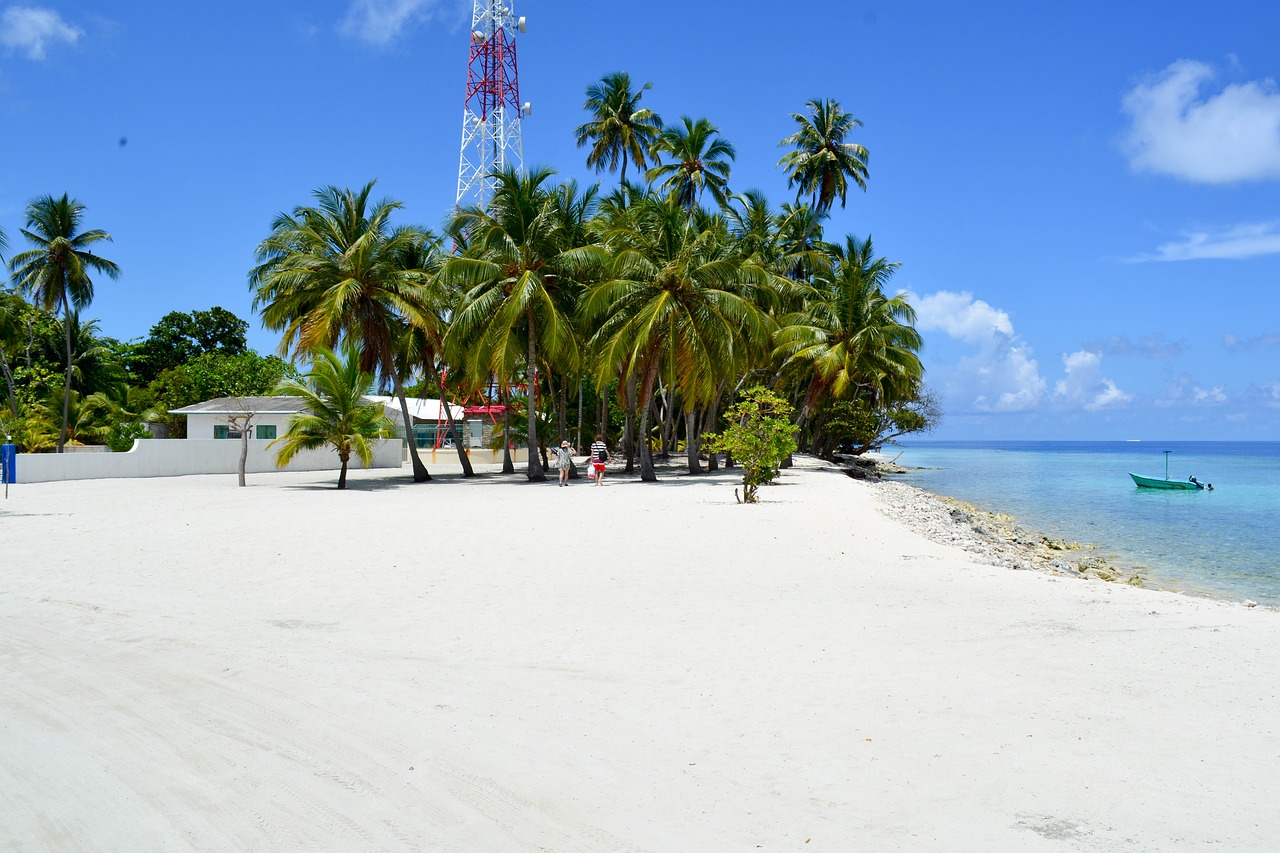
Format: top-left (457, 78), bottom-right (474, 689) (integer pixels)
top-left (522, 102), bottom-right (532, 116)
top-left (517, 16), bottom-right (527, 32)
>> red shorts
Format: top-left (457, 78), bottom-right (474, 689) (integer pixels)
top-left (593, 461), bottom-right (606, 472)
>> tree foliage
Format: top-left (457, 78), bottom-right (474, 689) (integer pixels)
top-left (131, 306), bottom-right (249, 383)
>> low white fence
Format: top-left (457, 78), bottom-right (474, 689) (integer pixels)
top-left (12, 438), bottom-right (403, 483)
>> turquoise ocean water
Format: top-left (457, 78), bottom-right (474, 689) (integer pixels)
top-left (889, 441), bottom-right (1280, 605)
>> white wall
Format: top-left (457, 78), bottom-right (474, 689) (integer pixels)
top-left (14, 438), bottom-right (402, 483)
top-left (185, 412), bottom-right (295, 440)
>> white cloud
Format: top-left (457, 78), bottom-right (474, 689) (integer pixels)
top-left (1224, 331), bottom-right (1280, 350)
top-left (912, 290), bottom-right (1045, 414)
top-left (0, 6), bottom-right (82, 60)
top-left (1121, 59), bottom-right (1280, 184)
top-left (1053, 351), bottom-right (1131, 412)
top-left (1262, 382), bottom-right (1280, 409)
top-left (1156, 373), bottom-right (1230, 408)
top-left (340, 0), bottom-right (443, 45)
top-left (1193, 386), bottom-right (1228, 404)
top-left (913, 290), bottom-right (1013, 344)
top-left (1133, 221), bottom-right (1280, 261)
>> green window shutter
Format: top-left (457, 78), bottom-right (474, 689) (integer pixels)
top-left (213, 425), bottom-right (229, 439)
top-left (256, 424), bottom-right (277, 440)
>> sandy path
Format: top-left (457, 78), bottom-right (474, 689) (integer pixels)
top-left (2, 458), bottom-right (1277, 851)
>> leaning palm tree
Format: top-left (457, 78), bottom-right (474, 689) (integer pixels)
top-left (270, 345), bottom-right (394, 489)
top-left (249, 181), bottom-right (435, 481)
top-left (646, 117), bottom-right (736, 211)
top-left (778, 98), bottom-right (870, 244)
top-left (441, 166), bottom-right (607, 481)
top-left (575, 71), bottom-right (663, 194)
top-left (8, 194), bottom-right (120, 452)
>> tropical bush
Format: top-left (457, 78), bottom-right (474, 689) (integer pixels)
top-left (704, 387), bottom-right (799, 504)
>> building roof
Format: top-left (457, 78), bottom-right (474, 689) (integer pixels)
top-left (169, 396), bottom-right (309, 415)
top-left (365, 395), bottom-right (468, 422)
top-left (171, 394), bottom-right (469, 421)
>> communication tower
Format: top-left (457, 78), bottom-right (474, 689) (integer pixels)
top-left (456, 1), bottom-right (531, 209)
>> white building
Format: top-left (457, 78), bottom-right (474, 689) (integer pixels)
top-left (171, 395), bottom-right (479, 448)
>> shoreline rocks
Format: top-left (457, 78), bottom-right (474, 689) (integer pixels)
top-left (868, 476), bottom-right (1145, 587)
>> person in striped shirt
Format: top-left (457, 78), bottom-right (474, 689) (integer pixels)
top-left (588, 435), bottom-right (610, 486)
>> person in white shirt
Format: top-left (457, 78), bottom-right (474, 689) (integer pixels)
top-left (588, 435), bottom-right (610, 486)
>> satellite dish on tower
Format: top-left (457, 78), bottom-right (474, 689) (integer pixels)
top-left (517, 16), bottom-right (527, 32)
top-left (522, 102), bottom-right (532, 117)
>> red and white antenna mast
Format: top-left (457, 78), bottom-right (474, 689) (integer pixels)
top-left (456, 1), bottom-right (530, 209)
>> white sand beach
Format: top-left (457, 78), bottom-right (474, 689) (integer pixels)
top-left (3, 457), bottom-right (1278, 851)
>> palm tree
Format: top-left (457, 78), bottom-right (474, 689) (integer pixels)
top-left (441, 166), bottom-right (607, 482)
top-left (583, 195), bottom-right (775, 480)
top-left (774, 235), bottom-right (922, 424)
top-left (271, 345), bottom-right (394, 489)
top-left (575, 71), bottom-right (663, 193)
top-left (646, 117), bottom-right (736, 211)
top-left (778, 98), bottom-right (869, 243)
top-left (8, 194), bottom-right (120, 452)
top-left (249, 181), bottom-right (435, 482)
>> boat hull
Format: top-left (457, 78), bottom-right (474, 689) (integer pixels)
top-left (1129, 473), bottom-right (1202, 490)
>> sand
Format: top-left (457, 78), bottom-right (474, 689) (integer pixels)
top-left (2, 457), bottom-right (1278, 851)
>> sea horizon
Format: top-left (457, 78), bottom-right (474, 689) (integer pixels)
top-left (885, 439), bottom-right (1280, 606)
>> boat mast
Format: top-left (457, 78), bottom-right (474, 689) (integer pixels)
top-left (1164, 449), bottom-right (1171, 480)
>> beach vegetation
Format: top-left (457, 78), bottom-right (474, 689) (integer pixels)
top-left (1, 84), bottom-right (931, 480)
top-left (270, 344), bottom-right (394, 490)
top-left (812, 388), bottom-right (941, 458)
top-left (704, 387), bottom-right (798, 503)
top-left (250, 181), bottom-right (437, 483)
top-left (7, 194), bottom-right (120, 453)
top-left (441, 166), bottom-right (608, 482)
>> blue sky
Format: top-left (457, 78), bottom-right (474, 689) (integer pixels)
top-left (2, 1), bottom-right (1279, 440)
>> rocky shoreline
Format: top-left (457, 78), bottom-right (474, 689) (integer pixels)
top-left (850, 455), bottom-right (1146, 587)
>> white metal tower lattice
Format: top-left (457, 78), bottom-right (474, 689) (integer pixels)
top-left (456, 1), bottom-right (530, 209)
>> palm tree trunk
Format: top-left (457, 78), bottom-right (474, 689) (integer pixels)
top-left (623, 372), bottom-right (637, 473)
top-left (525, 311), bottom-right (545, 482)
top-left (703, 381), bottom-right (726, 472)
top-left (58, 299), bottom-right (73, 453)
top-left (338, 451), bottom-right (350, 489)
top-left (435, 369), bottom-right (474, 477)
top-left (638, 364), bottom-right (659, 482)
top-left (501, 388), bottom-right (515, 474)
top-left (556, 375), bottom-right (568, 442)
top-left (575, 376), bottom-right (584, 450)
top-left (685, 409), bottom-right (702, 474)
top-left (658, 381), bottom-right (672, 459)
top-left (392, 371), bottom-right (430, 482)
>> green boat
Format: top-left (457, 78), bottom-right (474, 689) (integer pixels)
top-left (1129, 450), bottom-right (1208, 490)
